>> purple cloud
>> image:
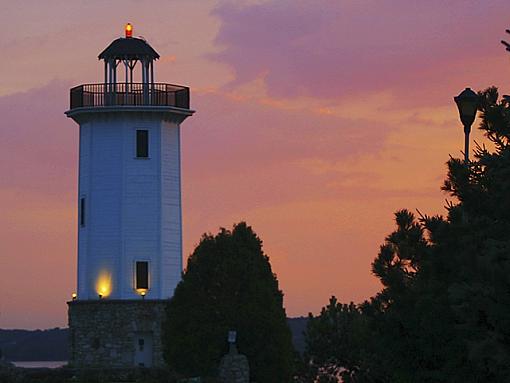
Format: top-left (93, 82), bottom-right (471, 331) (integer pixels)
top-left (0, 81), bottom-right (76, 196)
top-left (212, 0), bottom-right (510, 101)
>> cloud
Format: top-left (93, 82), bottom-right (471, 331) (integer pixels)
top-left (212, 0), bottom-right (510, 102)
top-left (0, 81), bottom-right (76, 195)
top-left (185, 89), bottom-right (390, 174)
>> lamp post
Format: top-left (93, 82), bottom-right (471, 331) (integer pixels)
top-left (454, 88), bottom-right (479, 163)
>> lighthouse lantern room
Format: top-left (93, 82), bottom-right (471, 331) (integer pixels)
top-left (65, 24), bottom-right (194, 368)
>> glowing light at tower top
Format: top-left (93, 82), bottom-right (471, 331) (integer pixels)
top-left (125, 23), bottom-right (133, 38)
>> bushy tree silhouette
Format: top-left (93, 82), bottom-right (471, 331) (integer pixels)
top-left (304, 87), bottom-right (510, 382)
top-left (162, 222), bottom-right (294, 382)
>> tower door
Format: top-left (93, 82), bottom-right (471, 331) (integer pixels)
top-left (134, 332), bottom-right (153, 367)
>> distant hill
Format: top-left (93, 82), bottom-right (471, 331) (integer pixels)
top-left (0, 328), bottom-right (68, 361)
top-left (287, 317), bottom-right (307, 354)
top-left (0, 318), bottom-right (308, 361)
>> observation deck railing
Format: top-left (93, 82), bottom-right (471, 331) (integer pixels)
top-left (70, 83), bottom-right (190, 110)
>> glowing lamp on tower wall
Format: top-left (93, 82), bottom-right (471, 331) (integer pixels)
top-left (96, 270), bottom-right (112, 299)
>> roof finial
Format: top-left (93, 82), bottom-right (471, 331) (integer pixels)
top-left (125, 23), bottom-right (133, 38)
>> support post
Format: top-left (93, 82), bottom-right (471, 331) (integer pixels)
top-left (108, 61), bottom-right (113, 105)
top-left (464, 125), bottom-right (471, 163)
top-left (104, 60), bottom-right (108, 106)
top-left (150, 60), bottom-right (155, 105)
top-left (124, 60), bottom-right (129, 105)
top-left (142, 59), bottom-right (149, 105)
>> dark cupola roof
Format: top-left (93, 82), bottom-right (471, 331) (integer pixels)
top-left (98, 37), bottom-right (160, 61)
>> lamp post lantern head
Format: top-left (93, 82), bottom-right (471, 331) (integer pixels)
top-left (454, 87), bottom-right (479, 131)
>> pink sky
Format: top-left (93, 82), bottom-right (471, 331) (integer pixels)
top-left (1, 0), bottom-right (510, 329)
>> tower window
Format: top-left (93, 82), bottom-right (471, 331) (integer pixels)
top-left (80, 197), bottom-right (86, 226)
top-left (136, 130), bottom-right (149, 158)
top-left (136, 261), bottom-right (149, 290)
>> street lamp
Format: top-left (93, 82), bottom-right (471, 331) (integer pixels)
top-left (454, 88), bottom-right (479, 162)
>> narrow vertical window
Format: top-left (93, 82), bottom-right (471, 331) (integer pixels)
top-left (136, 261), bottom-right (149, 290)
top-left (80, 197), bottom-right (85, 227)
top-left (136, 130), bottom-right (149, 158)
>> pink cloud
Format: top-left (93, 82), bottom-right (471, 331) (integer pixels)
top-left (0, 81), bottom-right (76, 195)
top-left (184, 91), bottom-right (390, 175)
top-left (212, 1), bottom-right (510, 102)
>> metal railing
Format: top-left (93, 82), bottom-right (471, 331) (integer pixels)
top-left (70, 83), bottom-right (190, 109)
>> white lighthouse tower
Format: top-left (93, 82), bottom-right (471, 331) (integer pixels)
top-left (66, 24), bottom-right (193, 368)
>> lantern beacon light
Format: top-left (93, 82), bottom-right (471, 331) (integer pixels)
top-left (125, 23), bottom-right (133, 38)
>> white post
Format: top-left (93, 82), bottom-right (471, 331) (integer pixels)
top-left (124, 60), bottom-right (129, 105)
top-left (104, 61), bottom-right (108, 105)
top-left (113, 60), bottom-right (117, 105)
top-left (150, 60), bottom-right (155, 105)
top-left (108, 60), bottom-right (113, 105)
top-left (142, 59), bottom-right (149, 104)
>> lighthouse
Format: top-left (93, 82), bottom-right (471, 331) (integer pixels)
top-left (66, 24), bottom-right (193, 368)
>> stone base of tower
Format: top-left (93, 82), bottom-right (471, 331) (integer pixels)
top-left (68, 300), bottom-right (167, 368)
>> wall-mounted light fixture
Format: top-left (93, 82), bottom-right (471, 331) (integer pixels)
top-left (72, 293), bottom-right (77, 301)
top-left (96, 271), bottom-right (112, 298)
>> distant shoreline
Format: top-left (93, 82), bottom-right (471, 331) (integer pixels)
top-left (11, 361), bottom-right (67, 369)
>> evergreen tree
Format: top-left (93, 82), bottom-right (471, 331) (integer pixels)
top-left (162, 222), bottom-right (294, 382)
top-left (304, 87), bottom-right (510, 382)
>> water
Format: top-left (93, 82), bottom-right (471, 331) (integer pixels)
top-left (11, 361), bottom-right (67, 369)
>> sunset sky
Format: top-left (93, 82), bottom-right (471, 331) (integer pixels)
top-left (2, 0), bottom-right (510, 329)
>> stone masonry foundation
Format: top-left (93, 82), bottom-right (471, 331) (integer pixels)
top-left (68, 300), bottom-right (167, 368)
